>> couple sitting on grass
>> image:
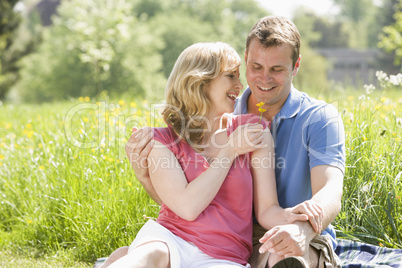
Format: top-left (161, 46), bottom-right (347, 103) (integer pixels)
top-left (101, 16), bottom-right (345, 268)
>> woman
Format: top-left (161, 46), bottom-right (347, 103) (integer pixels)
top-left (107, 42), bottom-right (322, 268)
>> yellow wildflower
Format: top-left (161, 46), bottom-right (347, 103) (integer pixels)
top-left (381, 97), bottom-right (387, 103)
top-left (0, 155), bottom-right (4, 160)
top-left (78, 97), bottom-right (84, 102)
top-left (39, 166), bottom-right (45, 170)
top-left (256, 102), bottom-right (266, 123)
top-left (130, 102), bottom-right (137, 108)
top-left (256, 102), bottom-right (265, 107)
top-left (119, 100), bottom-right (125, 106)
top-left (109, 188), bottom-right (113, 194)
top-left (84, 96), bottom-right (90, 102)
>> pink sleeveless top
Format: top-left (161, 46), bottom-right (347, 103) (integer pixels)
top-left (154, 113), bottom-right (270, 265)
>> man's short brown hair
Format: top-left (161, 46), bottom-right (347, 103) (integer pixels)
top-left (246, 16), bottom-right (301, 67)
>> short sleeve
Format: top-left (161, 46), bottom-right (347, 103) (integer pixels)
top-left (305, 104), bottom-right (346, 173)
top-left (152, 126), bottom-right (182, 154)
top-left (226, 113), bottom-right (271, 136)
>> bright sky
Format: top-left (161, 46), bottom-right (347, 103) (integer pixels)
top-left (256, 0), bottom-right (339, 18)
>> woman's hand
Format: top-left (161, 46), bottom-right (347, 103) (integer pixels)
top-left (285, 200), bottom-right (323, 234)
top-left (226, 123), bottom-right (265, 157)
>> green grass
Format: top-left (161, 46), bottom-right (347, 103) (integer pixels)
top-left (0, 85), bottom-right (401, 266)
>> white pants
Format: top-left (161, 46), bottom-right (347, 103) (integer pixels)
top-left (129, 220), bottom-right (251, 268)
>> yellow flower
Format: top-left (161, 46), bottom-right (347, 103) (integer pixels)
top-left (109, 188), bottom-right (113, 194)
top-left (28, 220), bottom-right (32, 224)
top-left (127, 181), bottom-right (132, 187)
top-left (78, 97), bottom-right (84, 102)
top-left (362, 136), bottom-right (368, 141)
top-left (84, 96), bottom-right (90, 102)
top-left (119, 100), bottom-right (125, 106)
top-left (380, 114), bottom-right (386, 119)
top-left (381, 97), bottom-right (387, 103)
top-left (130, 102), bottom-right (137, 108)
top-left (0, 162), bottom-right (2, 166)
top-left (83, 117), bottom-right (89, 123)
top-left (375, 104), bottom-right (381, 110)
top-left (39, 166), bottom-right (45, 170)
top-left (256, 102), bottom-right (265, 107)
top-left (0, 155), bottom-right (4, 160)
top-left (256, 102), bottom-right (266, 123)
top-left (26, 123), bottom-right (32, 129)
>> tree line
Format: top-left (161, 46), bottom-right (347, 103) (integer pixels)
top-left (0, 0), bottom-right (400, 102)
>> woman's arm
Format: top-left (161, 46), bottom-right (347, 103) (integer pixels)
top-left (149, 123), bottom-right (264, 222)
top-left (252, 129), bottom-right (322, 230)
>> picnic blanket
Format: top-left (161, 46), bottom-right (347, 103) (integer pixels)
top-left (336, 239), bottom-right (402, 267)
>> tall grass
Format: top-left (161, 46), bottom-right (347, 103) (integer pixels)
top-left (0, 75), bottom-right (401, 264)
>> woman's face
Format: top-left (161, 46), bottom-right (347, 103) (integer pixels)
top-left (207, 67), bottom-right (243, 118)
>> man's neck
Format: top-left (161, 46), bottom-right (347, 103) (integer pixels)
top-left (247, 94), bottom-right (283, 122)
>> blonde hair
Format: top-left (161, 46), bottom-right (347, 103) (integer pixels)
top-left (162, 42), bottom-right (241, 148)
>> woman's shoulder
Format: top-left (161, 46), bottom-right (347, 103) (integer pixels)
top-left (226, 113), bottom-right (271, 132)
top-left (153, 126), bottom-right (181, 147)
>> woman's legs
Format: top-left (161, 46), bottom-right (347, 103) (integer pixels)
top-left (99, 246), bottom-right (129, 268)
top-left (107, 241), bottom-right (170, 268)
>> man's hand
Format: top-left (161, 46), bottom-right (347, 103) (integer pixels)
top-left (258, 222), bottom-right (314, 257)
top-left (286, 200), bottom-right (323, 234)
top-left (125, 127), bottom-right (162, 204)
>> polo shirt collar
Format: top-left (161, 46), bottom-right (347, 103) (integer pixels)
top-left (234, 86), bottom-right (302, 119)
top-left (275, 86), bottom-right (302, 120)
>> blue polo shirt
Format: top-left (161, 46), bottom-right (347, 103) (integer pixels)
top-left (234, 86), bottom-right (345, 248)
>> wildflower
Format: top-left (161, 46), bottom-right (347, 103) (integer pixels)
top-left (109, 188), bottom-right (113, 194)
top-left (127, 181), bottom-right (132, 187)
top-left (364, 84), bottom-right (375, 95)
top-left (256, 102), bottom-right (265, 107)
top-left (256, 102), bottom-right (266, 123)
top-left (375, 104), bottom-right (381, 110)
top-left (79, 97), bottom-right (84, 102)
top-left (0, 162), bottom-right (2, 166)
top-left (83, 117), bottom-right (89, 123)
top-left (0, 155), bottom-right (4, 160)
top-left (130, 102), bottom-right (137, 108)
top-left (28, 220), bottom-right (32, 224)
top-left (26, 123), bottom-right (32, 129)
top-left (362, 136), bottom-right (368, 141)
top-left (381, 97), bottom-right (387, 103)
top-left (380, 114), bottom-right (386, 119)
top-left (39, 166), bottom-right (45, 170)
top-left (84, 96), bottom-right (90, 102)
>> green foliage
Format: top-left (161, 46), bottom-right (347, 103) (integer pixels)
top-left (0, 0), bottom-right (22, 100)
top-left (379, 0), bottom-right (402, 66)
top-left (14, 0), bottom-right (165, 102)
top-left (291, 11), bottom-right (330, 92)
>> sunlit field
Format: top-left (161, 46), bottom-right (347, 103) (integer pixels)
top-left (0, 72), bottom-right (401, 265)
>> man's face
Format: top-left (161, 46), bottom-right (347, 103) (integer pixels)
top-left (245, 39), bottom-right (300, 109)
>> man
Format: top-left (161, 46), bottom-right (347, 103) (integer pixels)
top-left (112, 16), bottom-right (345, 268)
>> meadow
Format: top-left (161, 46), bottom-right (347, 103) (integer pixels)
top-left (0, 72), bottom-right (401, 266)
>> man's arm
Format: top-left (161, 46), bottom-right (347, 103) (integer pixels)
top-left (258, 165), bottom-right (343, 257)
top-left (125, 127), bottom-right (162, 205)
